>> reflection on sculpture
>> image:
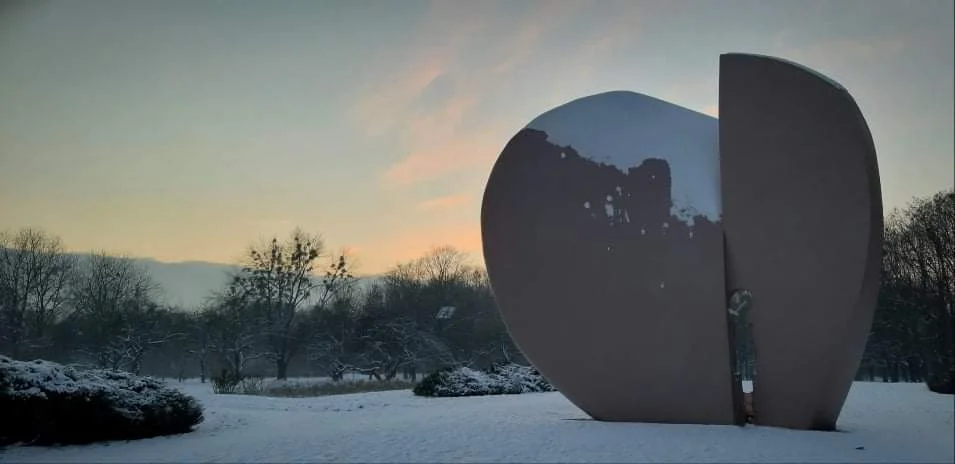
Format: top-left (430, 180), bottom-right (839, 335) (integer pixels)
top-left (480, 53), bottom-right (883, 430)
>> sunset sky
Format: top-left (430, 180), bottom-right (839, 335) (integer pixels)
top-left (1, 0), bottom-right (952, 274)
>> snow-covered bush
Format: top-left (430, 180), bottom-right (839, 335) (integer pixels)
top-left (413, 363), bottom-right (555, 397)
top-left (236, 376), bottom-right (265, 395)
top-left (210, 370), bottom-right (267, 395)
top-left (211, 369), bottom-right (245, 394)
top-left (0, 355), bottom-right (204, 446)
top-left (927, 367), bottom-right (954, 395)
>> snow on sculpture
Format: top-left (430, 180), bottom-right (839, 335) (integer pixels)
top-left (480, 53), bottom-right (883, 430)
top-left (526, 90), bottom-right (721, 226)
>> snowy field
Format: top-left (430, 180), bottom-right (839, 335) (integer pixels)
top-left (1, 380), bottom-right (952, 463)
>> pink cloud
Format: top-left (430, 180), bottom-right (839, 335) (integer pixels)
top-left (350, 219), bottom-right (485, 273)
top-left (490, 1), bottom-right (584, 75)
top-left (381, 125), bottom-right (504, 187)
top-left (354, 1), bottom-right (629, 191)
top-left (416, 193), bottom-right (471, 211)
top-left (406, 94), bottom-right (478, 143)
top-left (389, 222), bottom-right (483, 264)
top-left (347, 3), bottom-right (492, 139)
top-left (349, 60), bottom-right (446, 138)
top-left (546, 5), bottom-right (642, 93)
top-left (490, 22), bottom-right (544, 76)
top-left (369, 76), bottom-right (504, 188)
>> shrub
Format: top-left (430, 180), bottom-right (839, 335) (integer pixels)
top-left (413, 366), bottom-right (456, 397)
top-left (211, 368), bottom-right (242, 394)
top-left (0, 355), bottom-right (204, 446)
top-left (413, 363), bottom-right (555, 397)
top-left (211, 371), bottom-right (268, 395)
top-left (486, 363), bottom-right (555, 393)
top-left (927, 366), bottom-right (955, 395)
top-left (236, 376), bottom-right (265, 395)
top-left (263, 378), bottom-right (414, 397)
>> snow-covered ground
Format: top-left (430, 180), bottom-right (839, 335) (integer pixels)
top-left (1, 380), bottom-right (951, 463)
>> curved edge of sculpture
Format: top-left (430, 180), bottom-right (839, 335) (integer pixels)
top-left (481, 90), bottom-right (739, 425)
top-left (719, 53), bottom-right (883, 430)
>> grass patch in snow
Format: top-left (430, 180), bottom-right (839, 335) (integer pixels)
top-left (212, 375), bottom-right (415, 398)
top-left (261, 378), bottom-right (415, 397)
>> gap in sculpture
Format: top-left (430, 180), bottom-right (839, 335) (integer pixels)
top-left (480, 53), bottom-right (882, 430)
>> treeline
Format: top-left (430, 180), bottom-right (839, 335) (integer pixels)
top-left (861, 189), bottom-right (953, 392)
top-left (1, 189), bottom-right (952, 392)
top-left (0, 230), bottom-right (520, 382)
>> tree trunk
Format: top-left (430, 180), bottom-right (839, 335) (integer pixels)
top-left (908, 359), bottom-right (922, 382)
top-left (385, 361), bottom-right (401, 380)
top-left (5, 332), bottom-right (21, 360)
top-left (276, 358), bottom-right (289, 380)
top-left (131, 350), bottom-right (144, 375)
top-left (330, 362), bottom-right (344, 382)
top-left (232, 352), bottom-right (243, 379)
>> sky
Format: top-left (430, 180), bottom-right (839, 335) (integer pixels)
top-left (1, 0), bottom-right (952, 275)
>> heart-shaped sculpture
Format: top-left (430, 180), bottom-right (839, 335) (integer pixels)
top-left (480, 53), bottom-right (882, 430)
top-left (481, 91), bottom-right (740, 424)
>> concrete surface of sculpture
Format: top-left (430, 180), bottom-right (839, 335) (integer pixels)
top-left (719, 53), bottom-right (883, 430)
top-left (480, 53), bottom-right (882, 430)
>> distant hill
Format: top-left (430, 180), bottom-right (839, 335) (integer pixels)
top-left (135, 258), bottom-right (238, 309)
top-left (68, 254), bottom-right (380, 310)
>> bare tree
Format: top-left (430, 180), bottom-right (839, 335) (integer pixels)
top-left (370, 247), bottom-right (482, 374)
top-left (304, 255), bottom-right (359, 380)
top-left (416, 246), bottom-right (472, 285)
top-left (873, 190), bottom-right (954, 391)
top-left (316, 249), bottom-right (357, 311)
top-left (459, 267), bottom-right (521, 368)
top-left (239, 229), bottom-right (326, 379)
top-left (185, 309), bottom-right (215, 383)
top-left (147, 308), bottom-right (195, 381)
top-left (306, 291), bottom-right (362, 381)
top-left (69, 252), bottom-right (166, 371)
top-left (205, 274), bottom-right (267, 379)
top-left (359, 313), bottom-right (454, 380)
top-left (0, 228), bottom-right (76, 359)
top-left (119, 304), bottom-right (182, 374)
